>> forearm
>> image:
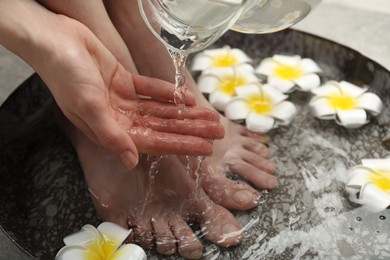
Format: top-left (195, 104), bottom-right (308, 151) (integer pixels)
top-left (105, 0), bottom-right (176, 82)
top-left (0, 0), bottom-right (53, 67)
top-left (37, 0), bottom-right (137, 72)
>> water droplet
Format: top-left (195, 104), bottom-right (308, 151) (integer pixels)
top-left (242, 230), bottom-right (251, 238)
top-left (221, 251), bottom-right (231, 259)
top-left (255, 195), bottom-right (267, 204)
top-left (210, 244), bottom-right (219, 252)
top-left (379, 215), bottom-right (386, 220)
top-left (356, 216), bottom-right (362, 222)
top-left (324, 206), bottom-right (335, 213)
top-left (289, 212), bottom-right (299, 220)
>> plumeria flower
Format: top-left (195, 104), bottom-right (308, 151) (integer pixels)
top-left (255, 54), bottom-right (322, 93)
top-left (56, 222), bottom-right (147, 260)
top-left (191, 46), bottom-right (252, 71)
top-left (346, 158), bottom-right (390, 212)
top-left (197, 64), bottom-right (259, 111)
top-left (309, 81), bottom-right (383, 128)
top-left (224, 83), bottom-right (297, 133)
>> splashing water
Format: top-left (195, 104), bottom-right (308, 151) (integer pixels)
top-left (169, 50), bottom-right (188, 107)
top-left (147, 155), bottom-right (167, 185)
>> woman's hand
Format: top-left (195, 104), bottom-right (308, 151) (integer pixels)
top-left (0, 2), bottom-right (224, 169)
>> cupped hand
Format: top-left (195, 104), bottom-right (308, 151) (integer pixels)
top-left (33, 15), bottom-right (224, 169)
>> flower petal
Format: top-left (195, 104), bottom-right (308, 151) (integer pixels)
top-left (359, 184), bottom-right (390, 212)
top-left (209, 91), bottom-right (234, 111)
top-left (225, 99), bottom-right (250, 120)
top-left (197, 75), bottom-right (220, 94)
top-left (309, 96), bottom-right (336, 119)
top-left (245, 113), bottom-right (275, 133)
top-left (311, 81), bottom-right (341, 97)
top-left (292, 74), bottom-right (321, 91)
top-left (268, 101), bottom-right (297, 125)
top-left (262, 84), bottom-right (289, 104)
top-left (191, 47), bottom-right (252, 71)
top-left (273, 55), bottom-right (301, 67)
top-left (339, 81), bottom-right (367, 97)
top-left (110, 244), bottom-right (147, 260)
top-left (357, 92), bottom-right (383, 116)
top-left (347, 166), bottom-right (372, 189)
top-left (335, 109), bottom-right (368, 128)
top-left (191, 54), bottom-right (215, 71)
top-left (268, 76), bottom-right (296, 93)
top-left (300, 58), bottom-right (322, 74)
top-left (191, 47), bottom-right (231, 71)
top-left (255, 58), bottom-right (276, 76)
top-left (97, 222), bottom-right (132, 248)
top-left (63, 225), bottom-right (98, 246)
top-left (235, 83), bottom-right (261, 98)
top-left (56, 245), bottom-right (97, 260)
top-left (362, 158), bottom-right (390, 172)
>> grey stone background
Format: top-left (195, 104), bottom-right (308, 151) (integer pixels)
top-left (0, 0), bottom-right (389, 259)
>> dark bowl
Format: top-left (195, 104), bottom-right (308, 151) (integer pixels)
top-left (1, 29), bottom-right (390, 259)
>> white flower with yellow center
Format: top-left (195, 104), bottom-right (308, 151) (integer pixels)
top-left (255, 54), bottom-right (322, 93)
top-left (346, 158), bottom-right (390, 212)
top-left (191, 46), bottom-right (252, 71)
top-left (56, 222), bottom-right (146, 260)
top-left (309, 81), bottom-right (383, 128)
top-left (197, 64), bottom-right (259, 111)
top-left (224, 83), bottom-right (297, 133)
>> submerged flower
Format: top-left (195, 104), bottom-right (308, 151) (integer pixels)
top-left (191, 46), bottom-right (252, 71)
top-left (56, 222), bottom-right (146, 260)
top-left (197, 64), bottom-right (259, 111)
top-left (224, 83), bottom-right (296, 133)
top-left (255, 54), bottom-right (322, 93)
top-left (309, 81), bottom-right (383, 128)
top-left (346, 158), bottom-right (390, 212)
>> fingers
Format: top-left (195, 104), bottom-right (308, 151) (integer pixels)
top-left (128, 126), bottom-right (214, 156)
top-left (81, 102), bottom-right (139, 169)
top-left (136, 118), bottom-right (224, 140)
top-left (139, 100), bottom-right (220, 121)
top-left (132, 74), bottom-right (196, 106)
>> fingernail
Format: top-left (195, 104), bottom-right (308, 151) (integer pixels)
top-left (188, 249), bottom-right (203, 259)
top-left (222, 223), bottom-right (240, 235)
top-left (233, 190), bottom-right (253, 204)
top-left (119, 151), bottom-right (138, 169)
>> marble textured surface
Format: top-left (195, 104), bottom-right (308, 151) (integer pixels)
top-left (0, 0), bottom-right (389, 259)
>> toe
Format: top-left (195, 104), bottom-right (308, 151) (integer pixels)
top-left (241, 138), bottom-right (271, 158)
top-left (239, 125), bottom-right (270, 143)
top-left (151, 217), bottom-right (177, 256)
top-left (240, 149), bottom-right (276, 174)
top-left (170, 216), bottom-right (203, 259)
top-left (228, 159), bottom-right (278, 189)
top-left (199, 203), bottom-right (242, 247)
top-left (129, 218), bottom-right (154, 249)
top-left (202, 174), bottom-right (261, 210)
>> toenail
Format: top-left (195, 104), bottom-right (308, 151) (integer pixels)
top-left (233, 190), bottom-right (254, 204)
top-left (188, 249), bottom-right (203, 259)
top-left (222, 223), bottom-right (240, 235)
top-left (267, 176), bottom-right (278, 187)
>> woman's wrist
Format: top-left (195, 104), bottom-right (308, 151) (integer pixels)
top-left (0, 0), bottom-right (60, 71)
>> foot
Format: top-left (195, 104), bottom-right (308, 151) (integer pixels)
top-left (192, 116), bottom-right (277, 210)
top-left (58, 113), bottom-right (242, 259)
top-left (105, 0), bottom-right (278, 211)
